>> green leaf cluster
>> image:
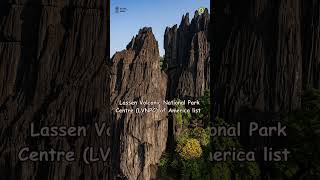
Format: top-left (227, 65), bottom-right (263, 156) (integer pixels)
top-left (174, 99), bottom-right (192, 126)
top-left (196, 90), bottom-right (210, 121)
top-left (162, 127), bottom-right (211, 180)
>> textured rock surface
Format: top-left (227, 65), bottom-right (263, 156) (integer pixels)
top-left (163, 10), bottom-right (210, 150)
top-left (0, 1), bottom-right (110, 180)
top-left (212, 0), bottom-right (306, 121)
top-left (164, 9), bottom-right (210, 99)
top-left (302, 0), bottom-right (320, 89)
top-left (110, 27), bottom-right (168, 180)
top-left (211, 1), bottom-right (320, 178)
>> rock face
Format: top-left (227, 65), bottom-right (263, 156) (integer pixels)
top-left (164, 9), bottom-right (210, 99)
top-left (110, 27), bottom-right (168, 180)
top-left (0, 1), bottom-right (110, 180)
top-left (163, 10), bottom-right (210, 150)
top-left (211, 1), bottom-right (320, 178)
top-left (302, 1), bottom-right (320, 89)
top-left (212, 0), bottom-right (308, 121)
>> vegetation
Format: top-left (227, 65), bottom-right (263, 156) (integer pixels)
top-left (160, 56), bottom-right (167, 71)
top-left (159, 88), bottom-right (320, 179)
top-left (177, 138), bottom-right (203, 160)
top-left (195, 90), bottom-right (210, 122)
top-left (159, 91), bottom-right (260, 180)
top-left (270, 88), bottom-right (320, 179)
top-left (209, 118), bottom-right (260, 179)
top-left (174, 100), bottom-right (192, 126)
top-left (159, 125), bottom-right (211, 180)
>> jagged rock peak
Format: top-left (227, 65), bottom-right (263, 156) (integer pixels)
top-left (165, 8), bottom-right (210, 34)
top-left (111, 26), bottom-right (167, 180)
top-left (191, 8), bottom-right (210, 32)
top-left (194, 8), bottom-right (210, 18)
top-left (165, 24), bottom-right (178, 34)
top-left (138, 26), bottom-right (153, 34)
top-left (180, 13), bottom-right (190, 28)
top-left (164, 9), bottom-right (210, 99)
top-left (126, 27), bottom-right (158, 53)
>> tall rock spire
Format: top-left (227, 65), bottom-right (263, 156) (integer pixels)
top-left (110, 27), bottom-right (168, 180)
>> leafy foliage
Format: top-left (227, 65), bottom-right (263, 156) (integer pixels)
top-left (191, 127), bottom-right (210, 146)
top-left (176, 138), bottom-right (203, 160)
top-left (160, 88), bottom-right (320, 179)
top-left (159, 91), bottom-right (260, 180)
top-left (209, 118), bottom-right (260, 179)
top-left (158, 92), bottom-right (213, 180)
top-left (270, 88), bottom-right (320, 179)
top-left (196, 90), bottom-right (210, 120)
top-left (174, 99), bottom-right (192, 126)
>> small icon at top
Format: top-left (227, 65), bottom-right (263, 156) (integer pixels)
top-left (198, 7), bottom-right (205, 14)
top-left (115, 6), bottom-right (128, 13)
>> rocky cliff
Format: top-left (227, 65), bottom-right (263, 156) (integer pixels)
top-left (211, 0), bottom-right (309, 121)
top-left (164, 9), bottom-right (210, 99)
top-left (0, 2), bottom-right (209, 178)
top-left (163, 10), bottom-right (211, 150)
top-left (4, 0), bottom-right (320, 179)
top-left (110, 27), bottom-right (168, 180)
top-left (302, 0), bottom-right (320, 89)
top-left (211, 1), bottom-right (320, 177)
top-left (0, 1), bottom-right (110, 180)
top-left (109, 10), bottom-right (211, 179)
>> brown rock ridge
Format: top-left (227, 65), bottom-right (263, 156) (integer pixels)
top-left (110, 27), bottom-right (168, 180)
top-left (164, 9), bottom-right (210, 99)
top-left (0, 1), bottom-right (110, 179)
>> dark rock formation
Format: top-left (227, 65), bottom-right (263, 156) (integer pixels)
top-left (110, 27), bottom-right (168, 180)
top-left (0, 1), bottom-right (110, 180)
top-left (212, 0), bottom-right (306, 121)
top-left (211, 1), bottom-right (320, 177)
top-left (163, 10), bottom-right (210, 150)
top-left (302, 1), bottom-right (320, 89)
top-left (164, 9), bottom-right (210, 99)
top-left (210, 1), bottom-right (320, 178)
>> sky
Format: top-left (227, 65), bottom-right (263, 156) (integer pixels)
top-left (110, 0), bottom-right (210, 56)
